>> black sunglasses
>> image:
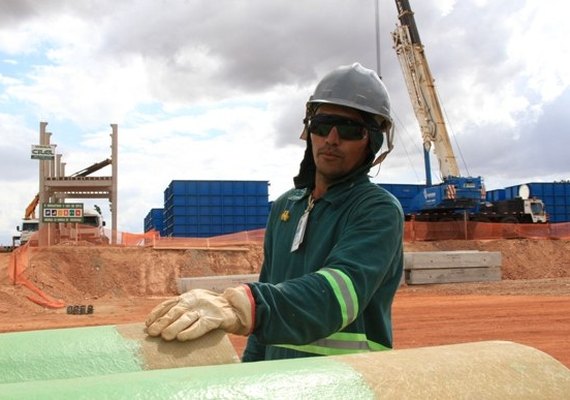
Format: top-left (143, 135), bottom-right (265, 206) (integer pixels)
top-left (307, 114), bottom-right (368, 141)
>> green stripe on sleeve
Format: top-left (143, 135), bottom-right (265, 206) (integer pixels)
top-left (317, 268), bottom-right (359, 328)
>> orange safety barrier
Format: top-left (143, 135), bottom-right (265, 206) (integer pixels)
top-left (152, 229), bottom-right (265, 249)
top-left (404, 221), bottom-right (570, 242)
top-left (9, 240), bottom-right (65, 309)
top-left (121, 230), bottom-right (160, 246)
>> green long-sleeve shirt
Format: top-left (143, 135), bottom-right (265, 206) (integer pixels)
top-left (243, 174), bottom-right (404, 361)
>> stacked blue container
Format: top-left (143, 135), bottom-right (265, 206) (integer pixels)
top-left (163, 180), bottom-right (270, 237)
top-left (378, 183), bottom-right (426, 215)
top-left (485, 189), bottom-right (506, 203)
top-left (144, 208), bottom-right (165, 236)
top-left (501, 182), bottom-right (570, 223)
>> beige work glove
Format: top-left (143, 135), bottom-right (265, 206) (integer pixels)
top-left (145, 285), bottom-right (254, 341)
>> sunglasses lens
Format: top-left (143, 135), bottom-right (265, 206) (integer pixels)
top-left (309, 122), bottom-right (332, 137)
top-left (337, 125), bottom-right (365, 140)
top-left (308, 116), bottom-right (366, 140)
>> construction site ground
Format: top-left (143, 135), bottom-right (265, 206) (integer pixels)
top-left (1, 238), bottom-right (569, 368)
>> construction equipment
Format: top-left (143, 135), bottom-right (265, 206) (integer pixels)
top-left (16, 207), bottom-right (108, 246)
top-left (391, 0), bottom-right (546, 223)
top-left (14, 194), bottom-right (41, 245)
top-left (24, 194), bottom-right (40, 219)
top-left (15, 219), bottom-right (40, 246)
top-left (56, 206), bottom-right (109, 244)
top-left (70, 158), bottom-right (111, 178)
top-left (16, 158), bottom-right (113, 246)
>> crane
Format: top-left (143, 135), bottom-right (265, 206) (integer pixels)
top-left (392, 0), bottom-right (460, 184)
top-left (24, 194), bottom-right (40, 219)
top-left (390, 0), bottom-right (547, 223)
top-left (70, 158), bottom-right (111, 178)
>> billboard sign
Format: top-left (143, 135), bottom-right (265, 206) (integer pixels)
top-left (42, 203), bottom-right (84, 223)
top-left (31, 145), bottom-right (56, 160)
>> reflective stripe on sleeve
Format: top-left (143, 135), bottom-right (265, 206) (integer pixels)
top-left (275, 332), bottom-right (390, 356)
top-left (316, 267), bottom-right (358, 328)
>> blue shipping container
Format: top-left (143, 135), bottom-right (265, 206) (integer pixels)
top-left (144, 208), bottom-right (165, 236)
top-left (486, 189), bottom-right (506, 202)
top-left (160, 180), bottom-right (270, 237)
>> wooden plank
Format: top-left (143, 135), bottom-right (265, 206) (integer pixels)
top-left (404, 251), bottom-right (502, 270)
top-left (406, 266), bottom-right (502, 285)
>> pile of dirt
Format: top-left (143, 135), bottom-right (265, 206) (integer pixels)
top-left (0, 239), bottom-right (569, 314)
top-left (0, 245), bottom-right (263, 314)
top-left (29, 245), bottom-right (263, 298)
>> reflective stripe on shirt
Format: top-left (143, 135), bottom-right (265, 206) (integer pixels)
top-left (316, 267), bottom-right (358, 328)
top-left (274, 332), bottom-right (390, 356)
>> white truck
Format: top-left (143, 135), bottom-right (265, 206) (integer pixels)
top-left (15, 219), bottom-right (40, 246)
top-left (57, 208), bottom-right (109, 244)
top-left (16, 208), bottom-right (108, 246)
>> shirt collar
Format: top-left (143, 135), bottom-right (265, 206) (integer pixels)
top-left (288, 173), bottom-right (370, 207)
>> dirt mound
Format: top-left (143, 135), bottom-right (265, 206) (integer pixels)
top-left (1, 239), bottom-right (568, 312)
top-left (27, 245), bottom-right (263, 299)
top-left (0, 245), bottom-right (263, 313)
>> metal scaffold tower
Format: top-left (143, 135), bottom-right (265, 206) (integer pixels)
top-left (37, 122), bottom-right (118, 245)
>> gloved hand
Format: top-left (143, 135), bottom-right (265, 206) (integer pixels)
top-left (145, 285), bottom-right (255, 341)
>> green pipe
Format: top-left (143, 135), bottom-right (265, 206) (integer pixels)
top-left (2, 356), bottom-right (373, 400)
top-left (0, 323), bottom-right (238, 384)
top-left (1, 323), bottom-right (569, 399)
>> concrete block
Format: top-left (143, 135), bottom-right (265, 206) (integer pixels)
top-left (177, 273), bottom-right (259, 294)
top-left (404, 251), bottom-right (502, 270)
top-left (406, 266), bottom-right (502, 284)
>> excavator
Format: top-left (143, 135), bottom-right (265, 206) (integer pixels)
top-left (13, 195), bottom-right (41, 246)
top-left (391, 0), bottom-right (546, 223)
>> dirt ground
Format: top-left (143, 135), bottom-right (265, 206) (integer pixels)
top-left (1, 239), bottom-right (569, 368)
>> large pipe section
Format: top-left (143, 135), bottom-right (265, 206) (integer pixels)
top-left (1, 330), bottom-right (568, 399)
top-left (0, 323), bottom-right (238, 384)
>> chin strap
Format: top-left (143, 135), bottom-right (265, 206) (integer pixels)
top-left (372, 124), bottom-right (394, 167)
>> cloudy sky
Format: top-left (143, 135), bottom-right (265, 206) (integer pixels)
top-left (1, 0), bottom-right (569, 244)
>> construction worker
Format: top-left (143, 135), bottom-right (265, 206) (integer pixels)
top-left (146, 63), bottom-right (404, 361)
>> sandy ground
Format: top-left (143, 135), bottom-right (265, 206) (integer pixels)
top-left (0, 239), bottom-right (569, 368)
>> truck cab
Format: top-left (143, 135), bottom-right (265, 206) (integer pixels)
top-left (522, 198), bottom-right (548, 223)
top-left (58, 208), bottom-right (109, 244)
top-left (16, 219), bottom-right (40, 245)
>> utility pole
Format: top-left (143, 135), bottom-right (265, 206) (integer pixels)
top-left (375, 0), bottom-right (382, 78)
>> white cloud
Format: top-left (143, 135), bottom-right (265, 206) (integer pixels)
top-left (506, 0), bottom-right (570, 102)
top-left (0, 0), bottom-right (569, 244)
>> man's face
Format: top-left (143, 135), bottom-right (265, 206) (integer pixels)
top-left (310, 104), bottom-right (371, 183)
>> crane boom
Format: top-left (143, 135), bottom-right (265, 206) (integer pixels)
top-left (392, 0), bottom-right (460, 180)
top-left (70, 158), bottom-right (112, 177)
top-left (24, 194), bottom-right (40, 219)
